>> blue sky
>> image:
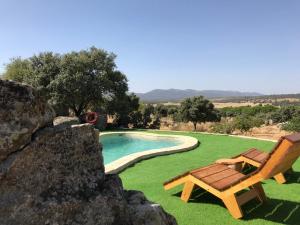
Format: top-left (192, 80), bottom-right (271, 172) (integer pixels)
top-left (0, 0), bottom-right (299, 94)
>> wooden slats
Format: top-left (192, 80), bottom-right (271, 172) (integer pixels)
top-left (242, 149), bottom-right (262, 159)
top-left (240, 148), bottom-right (269, 163)
top-left (200, 169), bottom-right (237, 184)
top-left (191, 164), bottom-right (229, 178)
top-left (212, 173), bottom-right (245, 190)
top-left (190, 164), bottom-right (246, 191)
top-left (252, 152), bottom-right (269, 163)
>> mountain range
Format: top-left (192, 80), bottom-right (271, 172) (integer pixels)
top-left (135, 89), bottom-right (263, 102)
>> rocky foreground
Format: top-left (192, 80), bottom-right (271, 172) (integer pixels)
top-left (0, 79), bottom-right (177, 225)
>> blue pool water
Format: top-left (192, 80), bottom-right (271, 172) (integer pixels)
top-left (100, 133), bottom-right (182, 164)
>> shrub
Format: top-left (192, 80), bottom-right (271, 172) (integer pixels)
top-left (212, 121), bottom-right (235, 134)
top-left (233, 115), bottom-right (264, 133)
top-left (270, 106), bottom-right (300, 123)
top-left (154, 104), bottom-right (168, 117)
top-left (282, 117), bottom-right (300, 132)
top-left (220, 105), bottom-right (278, 118)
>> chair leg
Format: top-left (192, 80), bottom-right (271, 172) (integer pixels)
top-left (181, 181), bottom-right (194, 202)
top-left (274, 173), bottom-right (286, 184)
top-left (222, 194), bottom-right (243, 219)
top-left (252, 183), bottom-right (267, 202)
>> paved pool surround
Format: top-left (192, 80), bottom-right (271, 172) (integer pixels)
top-left (101, 132), bottom-right (199, 174)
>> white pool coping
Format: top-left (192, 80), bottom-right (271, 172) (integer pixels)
top-left (100, 132), bottom-right (199, 174)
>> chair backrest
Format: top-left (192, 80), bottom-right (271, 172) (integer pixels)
top-left (259, 133), bottom-right (300, 179)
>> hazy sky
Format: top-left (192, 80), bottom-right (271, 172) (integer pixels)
top-left (0, 0), bottom-right (299, 94)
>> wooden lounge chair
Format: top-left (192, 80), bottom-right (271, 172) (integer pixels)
top-left (215, 147), bottom-right (293, 184)
top-left (163, 133), bottom-right (300, 219)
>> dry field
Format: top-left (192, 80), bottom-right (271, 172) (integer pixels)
top-left (212, 101), bottom-right (265, 108)
top-left (162, 101), bottom-right (270, 109)
top-left (159, 117), bottom-right (291, 140)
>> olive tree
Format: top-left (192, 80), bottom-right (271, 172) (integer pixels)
top-left (3, 47), bottom-right (128, 117)
top-left (179, 96), bottom-right (220, 130)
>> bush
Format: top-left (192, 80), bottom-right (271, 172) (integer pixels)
top-left (154, 104), bottom-right (168, 117)
top-left (149, 116), bottom-right (161, 129)
top-left (282, 117), bottom-right (300, 132)
top-left (212, 121), bottom-right (235, 134)
top-left (233, 115), bottom-right (264, 133)
top-left (270, 106), bottom-right (300, 123)
top-left (167, 106), bottom-right (179, 117)
top-left (220, 105), bottom-right (278, 118)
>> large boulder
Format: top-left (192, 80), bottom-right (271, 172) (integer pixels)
top-left (0, 80), bottom-right (177, 225)
top-left (0, 79), bottom-right (55, 161)
top-left (0, 123), bottom-right (176, 225)
top-left (53, 116), bottom-right (80, 127)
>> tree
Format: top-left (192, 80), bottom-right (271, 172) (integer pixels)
top-left (140, 104), bottom-right (155, 128)
top-left (3, 57), bottom-right (32, 82)
top-left (106, 93), bottom-right (140, 127)
top-left (179, 96), bottom-right (220, 130)
top-left (3, 47), bottom-right (128, 117)
top-left (270, 106), bottom-right (300, 123)
top-left (233, 115), bottom-right (264, 133)
top-left (233, 116), bottom-right (253, 133)
top-left (129, 111), bottom-right (143, 128)
top-left (50, 48), bottom-right (128, 117)
top-left (155, 104), bottom-right (168, 117)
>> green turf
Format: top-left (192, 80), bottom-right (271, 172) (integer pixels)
top-left (119, 131), bottom-right (300, 225)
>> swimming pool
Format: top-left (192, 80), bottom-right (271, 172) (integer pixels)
top-left (100, 132), bottom-right (199, 174)
top-left (101, 133), bottom-right (182, 164)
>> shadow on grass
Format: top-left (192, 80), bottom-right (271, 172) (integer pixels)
top-left (173, 188), bottom-right (300, 225)
top-left (284, 171), bottom-right (300, 184)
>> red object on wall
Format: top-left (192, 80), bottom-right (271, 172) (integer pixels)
top-left (85, 112), bottom-right (99, 125)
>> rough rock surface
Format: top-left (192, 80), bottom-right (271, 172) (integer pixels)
top-left (0, 79), bottom-right (55, 161)
top-left (0, 80), bottom-right (177, 225)
top-left (54, 116), bottom-right (80, 127)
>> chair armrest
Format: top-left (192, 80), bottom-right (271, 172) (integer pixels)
top-left (215, 158), bottom-right (244, 165)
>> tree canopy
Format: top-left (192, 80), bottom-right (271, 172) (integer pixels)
top-left (3, 47), bottom-right (128, 117)
top-left (179, 96), bottom-right (220, 130)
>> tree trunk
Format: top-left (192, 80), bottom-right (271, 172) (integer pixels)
top-left (72, 107), bottom-right (82, 118)
top-left (193, 122), bottom-right (197, 131)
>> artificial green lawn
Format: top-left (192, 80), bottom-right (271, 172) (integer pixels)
top-left (119, 131), bottom-right (300, 225)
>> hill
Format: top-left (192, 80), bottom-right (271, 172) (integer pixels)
top-left (135, 89), bottom-right (263, 102)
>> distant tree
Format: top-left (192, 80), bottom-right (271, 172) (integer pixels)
top-left (270, 106), bottom-right (300, 123)
top-left (140, 104), bottom-right (155, 127)
top-left (233, 116), bottom-right (253, 133)
top-left (129, 111), bottom-right (143, 128)
top-left (167, 106), bottom-right (179, 116)
top-left (233, 115), bottom-right (264, 133)
top-left (155, 104), bottom-right (168, 117)
top-left (149, 116), bottom-right (161, 129)
top-left (107, 93), bottom-right (140, 127)
top-left (179, 96), bottom-right (220, 130)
